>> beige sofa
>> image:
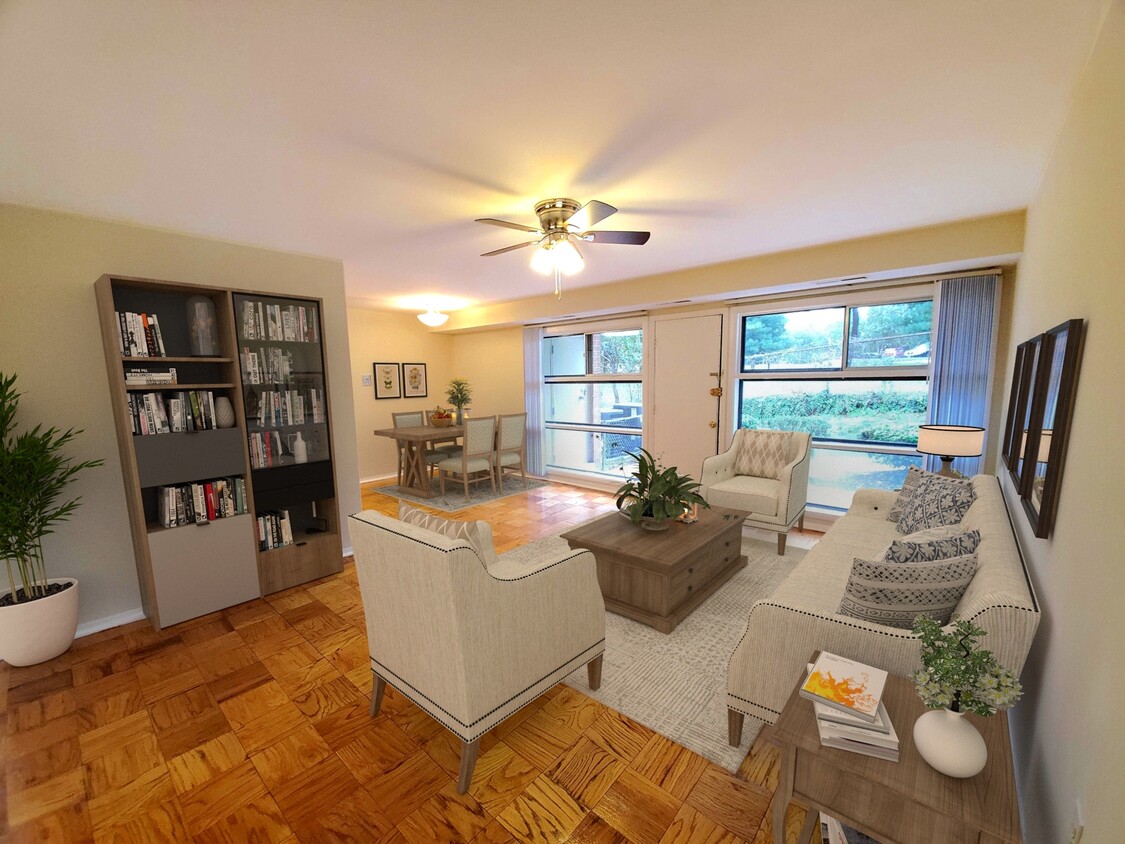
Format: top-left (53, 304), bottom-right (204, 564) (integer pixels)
top-left (726, 474), bottom-right (1040, 742)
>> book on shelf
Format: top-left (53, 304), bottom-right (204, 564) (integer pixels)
top-left (114, 310), bottom-right (168, 357)
top-left (800, 652), bottom-right (888, 723)
top-left (156, 476), bottom-right (248, 528)
top-left (239, 300), bottom-right (320, 343)
top-left (130, 390), bottom-right (223, 435)
top-left (256, 509), bottom-right (294, 550)
top-left (124, 367), bottom-right (178, 386)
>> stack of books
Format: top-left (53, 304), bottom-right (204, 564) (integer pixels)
top-left (801, 652), bottom-right (899, 762)
top-left (820, 813), bottom-right (881, 843)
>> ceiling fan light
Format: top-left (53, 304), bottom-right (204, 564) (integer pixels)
top-left (417, 309), bottom-right (449, 327)
top-left (530, 244), bottom-right (556, 275)
top-left (554, 239), bottom-right (584, 275)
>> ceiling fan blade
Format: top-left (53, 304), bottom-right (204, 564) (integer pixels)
top-left (475, 217), bottom-right (541, 234)
top-left (567, 200), bottom-right (617, 232)
top-left (481, 241), bottom-right (538, 257)
top-left (582, 230), bottom-right (651, 245)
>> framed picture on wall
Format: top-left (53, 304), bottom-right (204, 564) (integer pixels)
top-left (402, 363), bottom-right (428, 398)
top-left (373, 362), bottom-right (401, 399)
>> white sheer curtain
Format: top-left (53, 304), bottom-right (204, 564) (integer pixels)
top-left (523, 326), bottom-right (545, 475)
top-left (927, 273), bottom-right (1001, 476)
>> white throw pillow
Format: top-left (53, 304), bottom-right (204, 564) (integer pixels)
top-left (838, 553), bottom-right (978, 628)
top-left (880, 526), bottom-right (982, 564)
top-left (398, 503), bottom-right (498, 564)
top-left (733, 430), bottom-right (790, 480)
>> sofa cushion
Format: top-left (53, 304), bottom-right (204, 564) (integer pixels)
top-left (706, 475), bottom-right (779, 516)
top-left (733, 430), bottom-right (790, 480)
top-left (881, 526), bottom-right (982, 564)
top-left (838, 553), bottom-right (979, 628)
top-left (398, 503), bottom-right (498, 564)
top-left (887, 465), bottom-right (926, 522)
top-left (896, 473), bottom-right (975, 534)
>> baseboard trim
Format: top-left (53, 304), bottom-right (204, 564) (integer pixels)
top-left (76, 607), bottom-right (146, 640)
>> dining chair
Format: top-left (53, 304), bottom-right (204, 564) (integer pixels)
top-left (436, 415), bottom-right (498, 501)
top-left (391, 410), bottom-right (443, 484)
top-left (494, 412), bottom-right (528, 492)
top-left (425, 411), bottom-right (463, 456)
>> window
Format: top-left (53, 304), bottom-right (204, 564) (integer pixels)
top-left (736, 296), bottom-right (933, 511)
top-left (542, 327), bottom-right (643, 478)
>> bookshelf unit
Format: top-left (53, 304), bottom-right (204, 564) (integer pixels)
top-left (233, 292), bottom-right (341, 594)
top-left (96, 275), bottom-right (260, 628)
top-left (96, 276), bottom-right (342, 629)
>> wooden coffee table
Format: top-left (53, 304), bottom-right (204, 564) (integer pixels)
top-left (561, 506), bottom-right (748, 633)
top-left (771, 657), bottom-right (1022, 843)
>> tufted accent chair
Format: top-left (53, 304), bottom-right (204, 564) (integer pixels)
top-left (700, 428), bottom-right (811, 555)
top-left (349, 511), bottom-right (605, 792)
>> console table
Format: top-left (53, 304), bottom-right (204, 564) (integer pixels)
top-left (771, 660), bottom-right (1022, 843)
top-left (561, 506), bottom-right (747, 633)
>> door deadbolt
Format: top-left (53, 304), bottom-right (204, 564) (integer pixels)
top-left (709, 421), bottom-right (718, 428)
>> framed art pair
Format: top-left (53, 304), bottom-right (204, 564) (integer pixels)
top-left (373, 362), bottom-right (428, 399)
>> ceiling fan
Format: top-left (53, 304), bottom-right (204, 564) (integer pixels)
top-left (476, 198), bottom-right (650, 295)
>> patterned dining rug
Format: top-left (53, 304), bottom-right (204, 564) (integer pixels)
top-left (562, 534), bottom-right (808, 771)
top-left (385, 477), bottom-right (549, 512)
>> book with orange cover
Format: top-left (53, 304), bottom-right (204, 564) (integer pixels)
top-left (799, 651), bottom-right (887, 723)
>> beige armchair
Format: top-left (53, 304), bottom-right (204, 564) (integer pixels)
top-left (700, 428), bottom-right (811, 554)
top-left (349, 510), bottom-right (606, 793)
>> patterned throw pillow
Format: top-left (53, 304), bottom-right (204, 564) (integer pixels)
top-left (882, 527), bottom-right (982, 564)
top-left (733, 430), bottom-right (790, 480)
top-left (895, 473), bottom-right (975, 535)
top-left (887, 465), bottom-right (926, 522)
top-left (838, 554), bottom-right (978, 628)
top-left (398, 503), bottom-right (497, 563)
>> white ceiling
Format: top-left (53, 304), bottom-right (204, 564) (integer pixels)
top-left (0, 1), bottom-right (1109, 312)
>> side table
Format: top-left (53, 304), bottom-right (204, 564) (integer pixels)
top-left (771, 658), bottom-right (1022, 844)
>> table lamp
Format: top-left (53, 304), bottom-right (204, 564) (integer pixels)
top-left (916, 424), bottom-right (985, 477)
top-left (1020, 428), bottom-right (1053, 464)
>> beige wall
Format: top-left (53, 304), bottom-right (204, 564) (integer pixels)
top-left (452, 328), bottom-right (528, 417)
top-left (0, 204), bottom-right (361, 630)
top-left (346, 308), bottom-right (454, 480)
top-left (999, 4), bottom-right (1125, 841)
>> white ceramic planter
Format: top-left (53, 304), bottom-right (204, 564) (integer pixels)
top-left (0, 577), bottom-right (79, 666)
top-left (913, 707), bottom-right (988, 778)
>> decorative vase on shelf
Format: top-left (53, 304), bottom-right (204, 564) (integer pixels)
top-left (912, 708), bottom-right (987, 778)
top-left (186, 295), bottom-right (219, 356)
top-left (214, 396), bottom-right (236, 428)
top-left (290, 431), bottom-right (308, 464)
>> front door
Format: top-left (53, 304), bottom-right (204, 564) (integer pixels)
top-left (649, 312), bottom-right (725, 480)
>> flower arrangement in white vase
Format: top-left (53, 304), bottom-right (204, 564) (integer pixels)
top-left (910, 616), bottom-right (1022, 777)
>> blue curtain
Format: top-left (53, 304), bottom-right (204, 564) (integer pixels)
top-left (523, 327), bottom-right (545, 475)
top-left (927, 274), bottom-right (1000, 476)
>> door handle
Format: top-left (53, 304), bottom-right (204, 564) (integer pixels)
top-left (709, 421), bottom-right (717, 429)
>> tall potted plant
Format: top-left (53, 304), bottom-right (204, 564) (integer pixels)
top-left (0, 372), bottom-right (103, 665)
top-left (446, 377), bottom-right (472, 424)
top-left (615, 448), bottom-right (709, 531)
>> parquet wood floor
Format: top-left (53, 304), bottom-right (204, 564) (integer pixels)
top-left (2, 481), bottom-right (817, 843)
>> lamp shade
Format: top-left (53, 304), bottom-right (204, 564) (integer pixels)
top-left (530, 237), bottom-right (585, 276)
top-left (417, 309), bottom-right (449, 327)
top-left (1020, 428), bottom-right (1053, 463)
top-left (916, 425), bottom-right (985, 458)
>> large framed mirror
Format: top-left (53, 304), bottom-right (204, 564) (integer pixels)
top-left (1001, 338), bottom-right (1040, 482)
top-left (1018, 319), bottom-right (1085, 538)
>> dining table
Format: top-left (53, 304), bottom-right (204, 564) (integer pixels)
top-left (373, 423), bottom-right (464, 498)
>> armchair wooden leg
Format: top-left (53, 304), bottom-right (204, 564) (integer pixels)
top-left (728, 708), bottom-right (745, 746)
top-left (798, 511), bottom-right (805, 531)
top-left (587, 654), bottom-right (603, 691)
top-left (457, 738), bottom-right (480, 793)
top-left (370, 672), bottom-right (386, 717)
top-left (777, 531), bottom-right (787, 556)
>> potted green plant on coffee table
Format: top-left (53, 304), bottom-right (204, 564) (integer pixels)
top-left (0, 372), bottom-right (103, 665)
top-left (615, 448), bottom-right (709, 531)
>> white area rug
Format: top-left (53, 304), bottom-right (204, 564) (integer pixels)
top-left (387, 478), bottom-right (549, 512)
top-left (563, 532), bottom-right (808, 771)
